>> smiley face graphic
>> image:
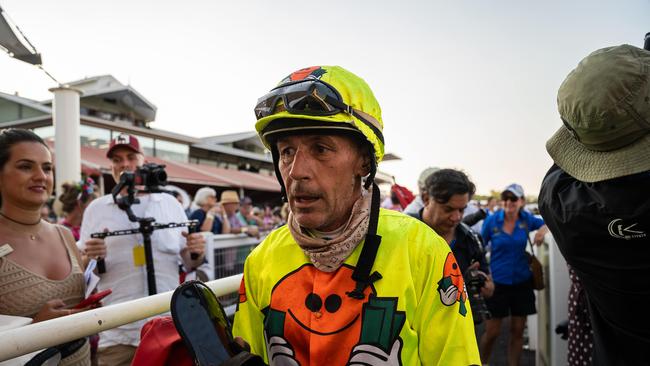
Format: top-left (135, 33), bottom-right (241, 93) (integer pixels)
top-left (265, 264), bottom-right (374, 365)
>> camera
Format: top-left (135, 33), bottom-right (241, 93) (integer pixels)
top-left (98, 162), bottom-right (198, 294)
top-left (464, 268), bottom-right (491, 325)
top-left (112, 163), bottom-right (168, 214)
top-left (119, 163), bottom-right (168, 192)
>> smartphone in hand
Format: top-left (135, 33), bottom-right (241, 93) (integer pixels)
top-left (73, 289), bottom-right (112, 309)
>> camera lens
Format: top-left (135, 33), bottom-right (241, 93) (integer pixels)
top-left (154, 169), bottom-right (168, 186)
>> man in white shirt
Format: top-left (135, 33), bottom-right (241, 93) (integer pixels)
top-left (80, 134), bottom-right (206, 366)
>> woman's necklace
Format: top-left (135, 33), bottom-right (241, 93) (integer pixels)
top-left (0, 211), bottom-right (42, 240)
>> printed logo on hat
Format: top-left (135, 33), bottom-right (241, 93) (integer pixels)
top-left (281, 66), bottom-right (326, 84)
top-left (607, 218), bottom-right (647, 240)
top-left (115, 134), bottom-right (131, 145)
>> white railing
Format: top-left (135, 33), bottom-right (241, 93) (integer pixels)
top-left (533, 233), bottom-right (570, 366)
top-left (0, 232), bottom-right (266, 362)
top-left (0, 276), bottom-right (243, 361)
top-left (204, 232), bottom-right (264, 281)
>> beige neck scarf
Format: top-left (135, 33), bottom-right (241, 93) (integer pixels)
top-left (288, 186), bottom-right (372, 272)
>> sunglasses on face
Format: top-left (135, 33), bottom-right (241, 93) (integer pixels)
top-left (254, 79), bottom-right (384, 144)
top-left (501, 195), bottom-right (519, 202)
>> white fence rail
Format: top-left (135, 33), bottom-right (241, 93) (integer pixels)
top-left (0, 275), bottom-right (241, 361)
top-left (533, 233), bottom-right (570, 366)
top-left (0, 232), bottom-right (264, 362)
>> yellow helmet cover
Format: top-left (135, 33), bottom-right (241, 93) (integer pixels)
top-left (255, 66), bottom-right (385, 164)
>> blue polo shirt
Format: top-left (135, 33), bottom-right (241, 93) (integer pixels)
top-left (189, 209), bottom-right (223, 234)
top-left (482, 209), bottom-right (544, 285)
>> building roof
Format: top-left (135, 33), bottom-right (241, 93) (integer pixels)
top-left (201, 131), bottom-right (260, 145)
top-left (41, 75), bottom-right (158, 122)
top-left (0, 91), bottom-right (52, 114)
top-left (192, 142), bottom-right (271, 163)
top-left (59, 142), bottom-right (280, 192)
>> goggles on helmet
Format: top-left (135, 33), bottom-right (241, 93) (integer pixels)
top-left (254, 79), bottom-right (384, 144)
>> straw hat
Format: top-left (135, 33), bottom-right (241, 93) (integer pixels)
top-left (219, 190), bottom-right (240, 204)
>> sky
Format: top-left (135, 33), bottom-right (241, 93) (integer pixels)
top-left (1, 0), bottom-right (648, 196)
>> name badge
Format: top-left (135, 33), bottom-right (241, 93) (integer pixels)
top-left (0, 244), bottom-right (13, 258)
top-left (133, 244), bottom-right (146, 267)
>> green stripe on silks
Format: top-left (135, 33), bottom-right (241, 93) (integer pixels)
top-left (458, 297), bottom-right (468, 316)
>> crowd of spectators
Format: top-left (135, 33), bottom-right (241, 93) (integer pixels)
top-left (3, 42), bottom-right (649, 366)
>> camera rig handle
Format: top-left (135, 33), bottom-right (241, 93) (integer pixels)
top-left (90, 219), bottom-right (199, 296)
top-left (90, 220), bottom-right (200, 240)
top-left (188, 222), bottom-right (200, 260)
top-left (89, 164), bottom-right (198, 295)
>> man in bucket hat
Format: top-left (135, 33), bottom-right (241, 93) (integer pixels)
top-left (232, 66), bottom-right (480, 365)
top-left (539, 44), bottom-right (650, 365)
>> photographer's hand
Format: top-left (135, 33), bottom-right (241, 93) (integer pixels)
top-left (467, 262), bottom-right (495, 298)
top-left (85, 236), bottom-right (107, 261)
top-left (84, 228), bottom-right (108, 270)
top-left (181, 231), bottom-right (206, 268)
top-left (480, 273), bottom-right (495, 298)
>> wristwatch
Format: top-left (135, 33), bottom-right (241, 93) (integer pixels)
top-left (206, 213), bottom-right (215, 220)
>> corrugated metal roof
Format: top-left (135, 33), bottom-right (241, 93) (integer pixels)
top-left (0, 91), bottom-right (52, 114)
top-left (63, 143), bottom-right (280, 192)
top-left (192, 143), bottom-right (271, 163)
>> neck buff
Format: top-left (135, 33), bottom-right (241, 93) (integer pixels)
top-left (288, 185), bottom-right (372, 272)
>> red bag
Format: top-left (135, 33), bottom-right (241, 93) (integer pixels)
top-left (391, 184), bottom-right (415, 209)
top-left (131, 317), bottom-right (194, 366)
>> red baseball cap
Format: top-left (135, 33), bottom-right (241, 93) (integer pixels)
top-left (106, 134), bottom-right (142, 158)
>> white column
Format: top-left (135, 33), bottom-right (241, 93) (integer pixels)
top-left (49, 86), bottom-right (82, 196)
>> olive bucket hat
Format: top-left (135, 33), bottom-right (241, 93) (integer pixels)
top-left (547, 44), bottom-right (650, 182)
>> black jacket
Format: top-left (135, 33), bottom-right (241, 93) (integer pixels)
top-left (539, 164), bottom-right (650, 366)
top-left (412, 209), bottom-right (489, 275)
top-left (453, 222), bottom-right (490, 276)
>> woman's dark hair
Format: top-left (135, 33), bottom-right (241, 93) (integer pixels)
top-left (0, 128), bottom-right (48, 170)
top-left (425, 168), bottom-right (476, 204)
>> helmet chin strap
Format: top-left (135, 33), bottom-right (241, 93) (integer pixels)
top-left (270, 146), bottom-right (288, 202)
top-left (363, 157), bottom-right (377, 190)
top-left (346, 181), bottom-right (382, 299)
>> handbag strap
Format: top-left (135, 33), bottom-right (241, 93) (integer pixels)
top-left (521, 214), bottom-right (537, 258)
